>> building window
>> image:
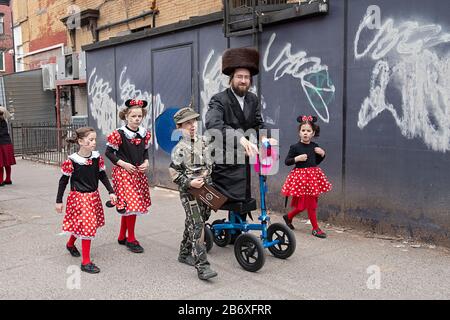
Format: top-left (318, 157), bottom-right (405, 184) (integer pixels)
top-left (0, 14), bottom-right (4, 35)
top-left (0, 51), bottom-right (5, 71)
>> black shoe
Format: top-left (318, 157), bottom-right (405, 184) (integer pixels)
top-left (66, 245), bottom-right (81, 257)
top-left (81, 262), bottom-right (100, 274)
top-left (126, 240), bottom-right (144, 253)
top-left (0, 183), bottom-right (4, 187)
top-left (3, 181), bottom-right (12, 185)
top-left (198, 267), bottom-right (218, 280)
top-left (178, 255), bottom-right (195, 266)
top-left (312, 228), bottom-right (327, 238)
top-left (118, 237), bottom-right (127, 245)
top-left (283, 214), bottom-right (295, 230)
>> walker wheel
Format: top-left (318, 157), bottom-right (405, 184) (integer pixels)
top-left (234, 233), bottom-right (265, 272)
top-left (211, 219), bottom-right (231, 247)
top-left (267, 223), bottom-right (296, 259)
top-left (204, 225), bottom-right (214, 253)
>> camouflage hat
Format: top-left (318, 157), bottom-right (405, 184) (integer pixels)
top-left (173, 107), bottom-right (200, 124)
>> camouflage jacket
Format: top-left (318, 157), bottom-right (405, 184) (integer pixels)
top-left (169, 135), bottom-right (213, 192)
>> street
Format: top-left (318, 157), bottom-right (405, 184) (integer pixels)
top-left (0, 159), bottom-right (449, 300)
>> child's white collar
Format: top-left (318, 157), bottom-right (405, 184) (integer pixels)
top-left (69, 151), bottom-right (100, 165)
top-left (120, 125), bottom-right (147, 139)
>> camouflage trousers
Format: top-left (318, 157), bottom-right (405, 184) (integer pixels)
top-left (179, 193), bottom-right (211, 271)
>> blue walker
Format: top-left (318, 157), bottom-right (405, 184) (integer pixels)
top-left (204, 141), bottom-right (296, 272)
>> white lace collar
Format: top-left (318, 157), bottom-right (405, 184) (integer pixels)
top-left (69, 151), bottom-right (100, 165)
top-left (120, 125), bottom-right (147, 140)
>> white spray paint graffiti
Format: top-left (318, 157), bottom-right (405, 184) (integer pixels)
top-left (88, 68), bottom-right (117, 136)
top-left (263, 33), bottom-right (335, 123)
top-left (355, 9), bottom-right (450, 152)
top-left (200, 50), bottom-right (229, 123)
top-left (88, 67), bottom-right (166, 149)
top-left (118, 67), bottom-right (166, 141)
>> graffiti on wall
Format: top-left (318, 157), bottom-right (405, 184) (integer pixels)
top-left (263, 33), bottom-right (336, 124)
top-left (88, 68), bottom-right (117, 136)
top-left (200, 50), bottom-right (229, 123)
top-left (355, 8), bottom-right (450, 152)
top-left (88, 67), bottom-right (166, 149)
top-left (200, 32), bottom-right (335, 126)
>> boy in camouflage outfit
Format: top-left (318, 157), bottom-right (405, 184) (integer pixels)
top-left (169, 107), bottom-right (218, 280)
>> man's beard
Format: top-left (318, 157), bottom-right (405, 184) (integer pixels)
top-left (231, 83), bottom-right (250, 97)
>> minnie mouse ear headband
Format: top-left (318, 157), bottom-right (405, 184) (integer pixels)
top-left (296, 115), bottom-right (317, 123)
top-left (125, 99), bottom-right (148, 108)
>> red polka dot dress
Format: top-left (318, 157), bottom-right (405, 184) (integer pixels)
top-left (57, 152), bottom-right (115, 240)
top-left (281, 141), bottom-right (332, 209)
top-left (105, 126), bottom-right (152, 216)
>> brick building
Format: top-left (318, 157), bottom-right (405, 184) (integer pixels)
top-left (12, 0), bottom-right (223, 69)
top-left (0, 2), bottom-right (14, 75)
top-left (10, 0), bottom-right (223, 125)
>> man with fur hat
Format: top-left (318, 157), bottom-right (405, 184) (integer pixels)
top-left (205, 47), bottom-right (275, 215)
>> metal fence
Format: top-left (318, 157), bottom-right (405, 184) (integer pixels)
top-left (11, 123), bottom-right (84, 166)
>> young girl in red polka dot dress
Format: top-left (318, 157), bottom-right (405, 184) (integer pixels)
top-left (281, 115), bottom-right (332, 238)
top-left (105, 99), bottom-right (152, 253)
top-left (56, 127), bottom-right (117, 274)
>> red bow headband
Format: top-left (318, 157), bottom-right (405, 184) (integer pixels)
top-left (297, 115), bottom-right (316, 123)
top-left (125, 99), bottom-right (148, 108)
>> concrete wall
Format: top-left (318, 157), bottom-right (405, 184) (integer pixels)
top-left (85, 0), bottom-right (450, 245)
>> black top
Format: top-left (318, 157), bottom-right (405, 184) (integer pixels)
top-left (56, 153), bottom-right (114, 203)
top-left (105, 126), bottom-right (150, 166)
top-left (285, 141), bottom-right (325, 168)
top-left (0, 119), bottom-right (12, 145)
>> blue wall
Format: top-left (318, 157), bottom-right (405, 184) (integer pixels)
top-left (86, 0), bottom-right (450, 245)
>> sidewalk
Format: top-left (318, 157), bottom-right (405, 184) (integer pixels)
top-left (1, 159), bottom-right (449, 300)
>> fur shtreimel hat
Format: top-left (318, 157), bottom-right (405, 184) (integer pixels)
top-left (222, 47), bottom-right (260, 76)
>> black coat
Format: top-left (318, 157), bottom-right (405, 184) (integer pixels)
top-left (0, 119), bottom-right (12, 145)
top-left (205, 88), bottom-right (267, 203)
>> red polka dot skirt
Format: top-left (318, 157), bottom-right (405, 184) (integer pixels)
top-left (281, 167), bottom-right (332, 197)
top-left (62, 191), bottom-right (105, 240)
top-left (112, 166), bottom-right (151, 216)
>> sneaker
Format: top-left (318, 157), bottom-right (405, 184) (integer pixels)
top-left (118, 237), bottom-right (127, 245)
top-left (66, 245), bottom-right (81, 257)
top-left (178, 255), bottom-right (195, 266)
top-left (81, 262), bottom-right (100, 274)
top-left (197, 267), bottom-right (218, 280)
top-left (283, 214), bottom-right (295, 230)
top-left (126, 240), bottom-right (144, 253)
top-left (312, 228), bottom-right (327, 238)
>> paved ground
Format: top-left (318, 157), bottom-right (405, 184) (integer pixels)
top-left (0, 159), bottom-right (449, 300)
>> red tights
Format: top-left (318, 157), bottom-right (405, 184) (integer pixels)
top-left (287, 196), bottom-right (320, 230)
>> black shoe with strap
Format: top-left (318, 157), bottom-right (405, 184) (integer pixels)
top-left (312, 228), bottom-right (327, 238)
top-left (66, 245), bottom-right (81, 257)
top-left (118, 237), bottom-right (127, 245)
top-left (81, 262), bottom-right (100, 274)
top-left (283, 214), bottom-right (295, 230)
top-left (126, 240), bottom-right (144, 253)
